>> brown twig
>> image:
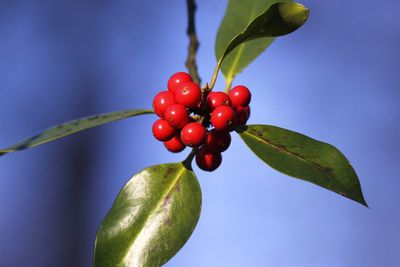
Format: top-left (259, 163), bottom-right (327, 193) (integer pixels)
top-left (185, 0), bottom-right (201, 85)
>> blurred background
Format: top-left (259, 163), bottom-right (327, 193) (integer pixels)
top-left (0, 0), bottom-right (399, 266)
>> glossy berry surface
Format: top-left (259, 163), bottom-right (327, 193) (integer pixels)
top-left (229, 85), bottom-right (251, 107)
top-left (164, 104), bottom-right (190, 129)
top-left (205, 129), bottom-right (231, 153)
top-left (152, 119), bottom-right (176, 141)
top-left (206, 92), bottom-right (231, 111)
top-left (152, 91), bottom-right (177, 118)
top-left (174, 81), bottom-right (202, 109)
top-left (167, 72), bottom-right (193, 95)
top-left (164, 134), bottom-right (186, 153)
top-left (211, 106), bottom-right (236, 131)
top-left (152, 72), bottom-right (252, 164)
top-left (180, 122), bottom-right (206, 147)
top-left (195, 146), bottom-right (222, 172)
top-left (235, 105), bottom-right (251, 125)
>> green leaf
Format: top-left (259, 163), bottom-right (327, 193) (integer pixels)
top-left (239, 125), bottom-right (367, 207)
top-left (0, 109), bottom-right (153, 157)
top-left (94, 162), bottom-right (202, 267)
top-left (215, 1), bottom-right (309, 88)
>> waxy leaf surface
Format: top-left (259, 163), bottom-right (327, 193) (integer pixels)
top-left (94, 163), bottom-right (202, 267)
top-left (240, 125), bottom-right (367, 206)
top-left (215, 1), bottom-right (308, 87)
top-left (0, 109), bottom-right (153, 156)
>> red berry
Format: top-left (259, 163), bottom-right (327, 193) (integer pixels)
top-left (211, 106), bottom-right (236, 131)
top-left (168, 72), bottom-right (193, 95)
top-left (164, 134), bottom-right (186, 153)
top-left (152, 119), bottom-right (176, 141)
top-left (229, 85), bottom-right (251, 107)
top-left (164, 104), bottom-right (190, 129)
top-left (235, 106), bottom-right (251, 125)
top-left (180, 122), bottom-right (206, 147)
top-left (205, 129), bottom-right (231, 153)
top-left (152, 91), bottom-right (177, 118)
top-left (206, 92), bottom-right (232, 111)
top-left (174, 81), bottom-right (202, 109)
top-left (195, 146), bottom-right (222, 172)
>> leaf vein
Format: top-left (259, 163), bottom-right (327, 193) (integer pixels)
top-left (243, 130), bottom-right (331, 177)
top-left (121, 164), bottom-right (187, 264)
top-left (224, 2), bottom-right (260, 84)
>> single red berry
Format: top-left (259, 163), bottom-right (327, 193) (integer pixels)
top-left (152, 91), bottom-right (177, 118)
top-left (211, 106), bottom-right (236, 131)
top-left (164, 104), bottom-right (190, 129)
top-left (168, 72), bottom-right (193, 95)
top-left (164, 134), bottom-right (186, 153)
top-left (152, 119), bottom-right (176, 141)
top-left (180, 122), bottom-right (206, 147)
top-left (195, 146), bottom-right (222, 172)
top-left (235, 106), bottom-right (251, 125)
top-left (229, 85), bottom-right (251, 108)
top-left (174, 81), bottom-right (202, 109)
top-left (205, 129), bottom-right (231, 153)
top-left (206, 92), bottom-right (232, 111)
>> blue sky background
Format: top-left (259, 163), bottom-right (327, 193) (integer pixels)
top-left (1, 1), bottom-right (399, 266)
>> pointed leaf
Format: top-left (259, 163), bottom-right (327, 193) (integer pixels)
top-left (215, 1), bottom-right (309, 87)
top-left (0, 109), bottom-right (153, 156)
top-left (239, 125), bottom-right (367, 206)
top-left (94, 162), bottom-right (202, 267)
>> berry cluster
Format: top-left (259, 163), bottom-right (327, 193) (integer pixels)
top-left (152, 72), bottom-right (251, 171)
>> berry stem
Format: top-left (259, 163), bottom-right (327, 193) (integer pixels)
top-left (185, 0), bottom-right (201, 85)
top-left (183, 148), bottom-right (198, 169)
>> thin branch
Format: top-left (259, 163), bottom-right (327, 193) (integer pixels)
top-left (185, 0), bottom-right (201, 85)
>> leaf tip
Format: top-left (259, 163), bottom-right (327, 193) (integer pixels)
top-left (358, 195), bottom-right (369, 208)
top-left (301, 5), bottom-right (310, 23)
top-left (351, 179), bottom-right (369, 208)
top-left (279, 2), bottom-right (310, 30)
top-left (347, 188), bottom-right (368, 208)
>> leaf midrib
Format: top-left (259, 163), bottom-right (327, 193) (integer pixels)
top-left (120, 164), bottom-right (187, 265)
top-left (223, 2), bottom-right (260, 83)
top-left (242, 130), bottom-right (332, 177)
top-left (225, 41), bottom-right (246, 84)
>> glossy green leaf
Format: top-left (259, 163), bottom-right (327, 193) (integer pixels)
top-left (239, 125), bottom-right (367, 206)
top-left (215, 1), bottom-right (309, 88)
top-left (94, 162), bottom-right (202, 267)
top-left (0, 109), bottom-right (153, 157)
